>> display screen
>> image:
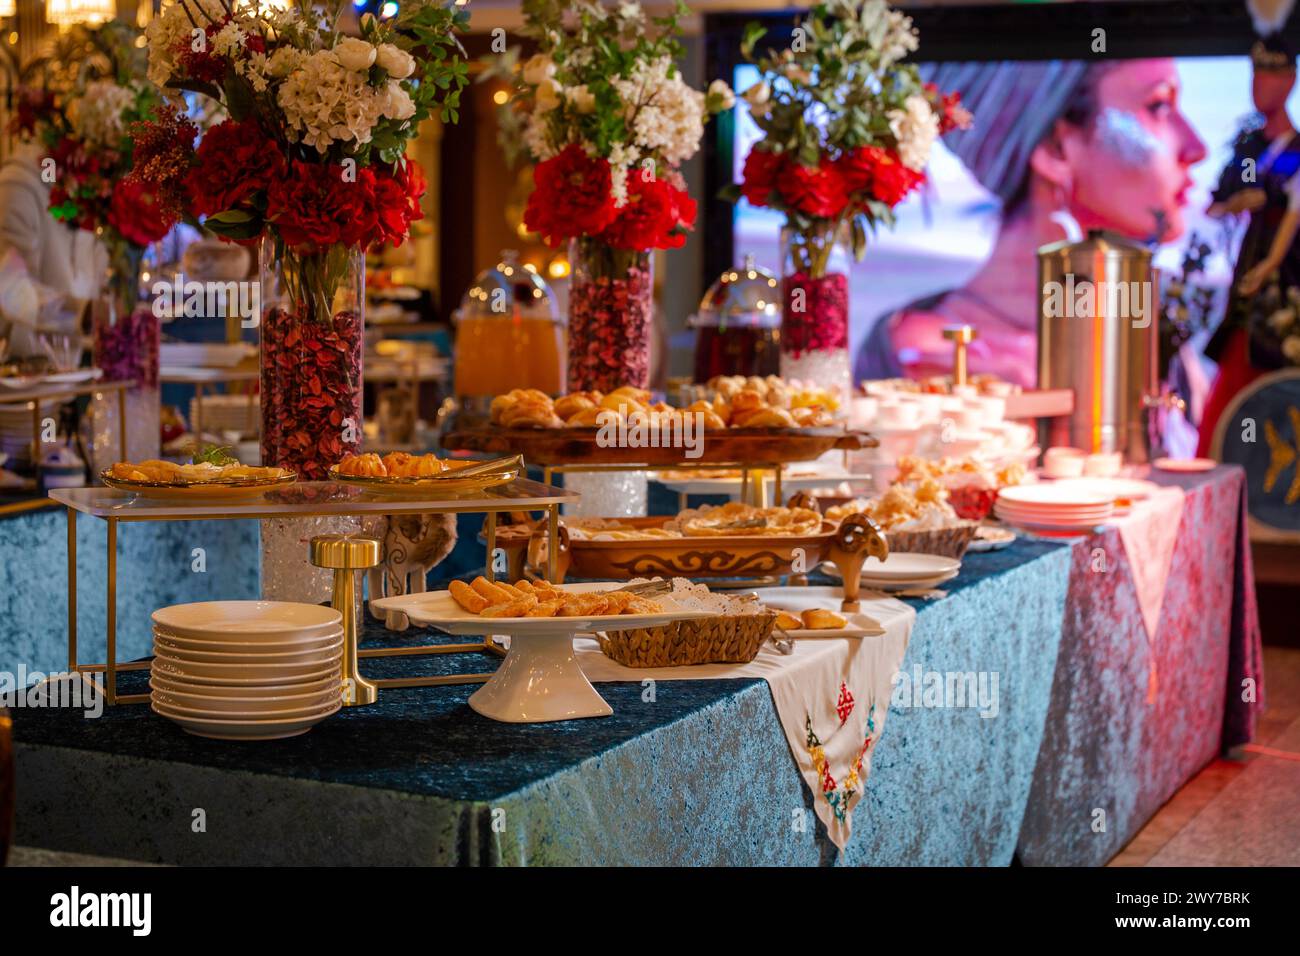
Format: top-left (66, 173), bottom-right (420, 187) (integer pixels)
top-left (730, 57), bottom-right (1300, 389)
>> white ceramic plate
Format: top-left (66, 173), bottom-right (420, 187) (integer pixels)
top-left (150, 672), bottom-right (338, 698)
top-left (152, 601), bottom-right (342, 641)
top-left (1047, 477), bottom-right (1159, 501)
top-left (151, 699), bottom-right (341, 740)
top-left (994, 504), bottom-right (1113, 521)
top-left (767, 611), bottom-right (887, 639)
top-left (150, 682), bottom-right (340, 715)
top-left (151, 693), bottom-right (339, 721)
top-left (152, 629), bottom-right (343, 654)
top-left (819, 562), bottom-right (959, 590)
top-left (152, 636), bottom-right (342, 665)
top-left (372, 581), bottom-right (715, 636)
top-left (854, 552), bottom-right (961, 581)
top-left (998, 484), bottom-right (1115, 507)
top-left (967, 526), bottom-right (1017, 552)
top-left (1153, 457), bottom-right (1216, 473)
top-left (150, 654), bottom-right (340, 685)
top-left (42, 368), bottom-right (103, 385)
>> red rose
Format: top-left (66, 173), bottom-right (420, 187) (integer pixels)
top-left (600, 170), bottom-right (697, 251)
top-left (740, 147), bottom-right (786, 207)
top-left (267, 160), bottom-right (377, 251)
top-left (782, 156), bottom-right (849, 219)
top-left (185, 119), bottom-right (285, 218)
top-left (106, 180), bottom-right (172, 247)
top-left (837, 146), bottom-right (924, 208)
top-left (367, 161), bottom-right (425, 248)
top-left (524, 144), bottom-right (616, 245)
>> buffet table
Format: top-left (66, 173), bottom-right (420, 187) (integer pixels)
top-left (7, 466), bottom-right (1257, 866)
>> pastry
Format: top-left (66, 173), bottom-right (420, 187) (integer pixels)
top-left (335, 453), bottom-right (387, 477)
top-left (481, 593), bottom-right (539, 617)
top-left (801, 609), bottom-right (846, 630)
top-left (774, 611), bottom-right (802, 631)
top-left (554, 391), bottom-right (601, 419)
top-left (449, 579), bottom-right (489, 613)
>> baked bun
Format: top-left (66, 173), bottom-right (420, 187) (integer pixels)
top-left (801, 609), bottom-right (846, 630)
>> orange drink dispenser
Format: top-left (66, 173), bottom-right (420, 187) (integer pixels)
top-left (452, 252), bottom-right (565, 405)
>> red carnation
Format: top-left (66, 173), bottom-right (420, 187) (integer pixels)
top-left (838, 146), bottom-right (924, 208)
top-left (524, 144), bottom-right (616, 245)
top-left (267, 160), bottom-right (378, 251)
top-left (782, 156), bottom-right (849, 219)
top-left (107, 180), bottom-right (172, 248)
top-left (600, 170), bottom-right (697, 251)
top-left (185, 119), bottom-right (285, 218)
top-left (740, 147), bottom-right (786, 208)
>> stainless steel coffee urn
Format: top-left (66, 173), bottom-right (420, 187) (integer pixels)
top-left (1037, 229), bottom-right (1160, 463)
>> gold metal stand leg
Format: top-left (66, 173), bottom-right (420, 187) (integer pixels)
top-left (484, 510), bottom-right (497, 581)
top-left (547, 504), bottom-right (558, 583)
top-left (106, 517), bottom-right (117, 706)
top-left (311, 535), bottom-right (382, 707)
top-left (67, 508), bottom-right (76, 671)
top-left (117, 388), bottom-right (127, 462)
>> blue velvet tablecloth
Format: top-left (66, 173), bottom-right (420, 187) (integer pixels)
top-left (12, 537), bottom-right (1071, 866)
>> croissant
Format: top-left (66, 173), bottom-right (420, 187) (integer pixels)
top-left (554, 392), bottom-right (599, 419)
top-left (734, 407), bottom-right (796, 428)
top-left (565, 406), bottom-right (607, 427)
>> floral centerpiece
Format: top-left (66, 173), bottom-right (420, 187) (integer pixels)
top-left (18, 22), bottom-right (173, 461)
top-left (497, 0), bottom-right (732, 392)
top-left (724, 0), bottom-right (970, 396)
top-left (134, 0), bottom-right (468, 479)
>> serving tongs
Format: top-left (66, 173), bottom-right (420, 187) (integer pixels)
top-left (446, 454), bottom-right (523, 478)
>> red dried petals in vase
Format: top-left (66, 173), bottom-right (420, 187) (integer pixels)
top-left (259, 307), bottom-right (363, 480)
top-left (567, 263), bottom-right (654, 392)
top-left (93, 305), bottom-right (159, 390)
top-left (781, 272), bottom-right (849, 357)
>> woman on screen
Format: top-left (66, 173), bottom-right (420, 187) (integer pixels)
top-left (856, 58), bottom-right (1207, 386)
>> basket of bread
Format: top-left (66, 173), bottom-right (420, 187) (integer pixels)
top-left (597, 579), bottom-right (777, 667)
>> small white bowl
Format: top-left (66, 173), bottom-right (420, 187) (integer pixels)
top-left (1043, 447), bottom-right (1087, 479)
top-left (1084, 452), bottom-right (1123, 477)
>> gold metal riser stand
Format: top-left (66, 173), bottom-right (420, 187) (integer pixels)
top-left (64, 499), bottom-right (563, 705)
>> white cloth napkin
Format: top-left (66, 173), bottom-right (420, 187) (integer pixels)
top-left (572, 587), bottom-right (916, 850)
top-left (1112, 486), bottom-right (1186, 641)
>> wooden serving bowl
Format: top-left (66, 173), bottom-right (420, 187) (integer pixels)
top-left (520, 513), bottom-right (889, 612)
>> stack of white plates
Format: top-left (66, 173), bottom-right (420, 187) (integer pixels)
top-left (822, 552), bottom-right (961, 590)
top-left (0, 401), bottom-right (53, 467)
top-left (149, 601), bottom-right (344, 740)
top-left (995, 484), bottom-right (1115, 532)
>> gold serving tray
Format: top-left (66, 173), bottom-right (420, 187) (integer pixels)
top-left (441, 424), bottom-right (876, 466)
top-left (326, 462), bottom-right (519, 497)
top-left (100, 470), bottom-right (297, 500)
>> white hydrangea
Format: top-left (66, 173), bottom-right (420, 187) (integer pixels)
top-left (522, 111), bottom-right (556, 162)
top-left (629, 76), bottom-right (705, 166)
top-left (267, 47), bottom-right (308, 78)
top-left (236, 50), bottom-right (271, 93)
top-left (277, 50), bottom-right (387, 152)
top-left (69, 81), bottom-right (136, 147)
top-left (888, 93), bottom-right (938, 171)
top-left (144, 0), bottom-right (228, 87)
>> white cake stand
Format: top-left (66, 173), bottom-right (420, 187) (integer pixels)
top-left (372, 583), bottom-right (711, 723)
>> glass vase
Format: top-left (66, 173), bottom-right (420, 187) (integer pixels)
top-left (780, 223), bottom-right (852, 405)
top-left (257, 238), bottom-right (365, 603)
top-left (90, 257), bottom-right (160, 472)
top-left (566, 236), bottom-right (654, 393)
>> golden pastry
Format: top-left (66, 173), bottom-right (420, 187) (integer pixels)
top-left (554, 391), bottom-right (601, 419)
top-left (801, 609), bottom-right (846, 630)
top-left (449, 579), bottom-right (489, 613)
top-left (774, 611), bottom-right (802, 631)
top-left (481, 593), bottom-right (539, 617)
top-left (335, 453), bottom-right (387, 477)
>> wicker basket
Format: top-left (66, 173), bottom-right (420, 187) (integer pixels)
top-left (599, 612), bottom-right (777, 668)
top-left (886, 521), bottom-right (978, 559)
